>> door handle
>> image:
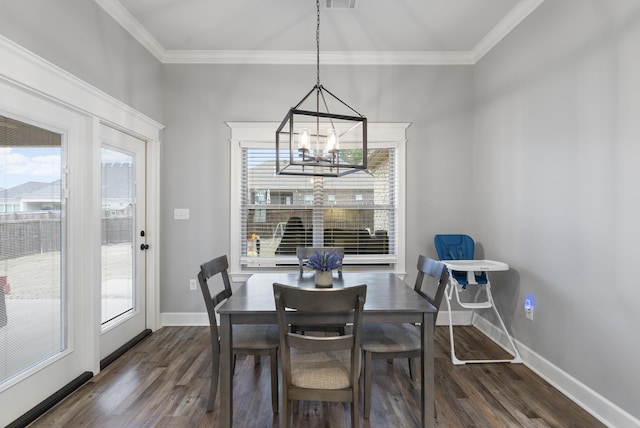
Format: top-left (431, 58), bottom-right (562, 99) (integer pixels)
top-left (140, 244), bottom-right (149, 251)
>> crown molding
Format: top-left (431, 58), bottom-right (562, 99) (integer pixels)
top-left (163, 50), bottom-right (474, 65)
top-left (471, 0), bottom-right (545, 63)
top-left (95, 0), bottom-right (544, 66)
top-left (94, 0), bottom-right (166, 62)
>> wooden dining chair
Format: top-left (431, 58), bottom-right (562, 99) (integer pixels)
top-left (198, 255), bottom-right (279, 413)
top-left (359, 255), bottom-right (448, 419)
top-left (293, 246), bottom-right (347, 335)
top-left (273, 282), bottom-right (367, 428)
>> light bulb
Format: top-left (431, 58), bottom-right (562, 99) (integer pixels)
top-left (298, 128), bottom-right (310, 150)
top-left (326, 128), bottom-right (339, 152)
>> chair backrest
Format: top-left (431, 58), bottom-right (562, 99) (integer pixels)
top-left (434, 234), bottom-right (475, 261)
top-left (296, 247), bottom-right (345, 276)
top-left (273, 283), bottom-right (367, 386)
top-left (413, 255), bottom-right (449, 325)
top-left (197, 255), bottom-right (233, 340)
top-left (433, 234), bottom-right (487, 285)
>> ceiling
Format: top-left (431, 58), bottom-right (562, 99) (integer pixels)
top-left (95, 0), bottom-right (544, 65)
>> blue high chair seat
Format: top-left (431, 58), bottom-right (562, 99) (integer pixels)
top-left (434, 234), bottom-right (487, 287)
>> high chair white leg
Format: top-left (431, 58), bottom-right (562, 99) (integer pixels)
top-left (443, 260), bottom-right (522, 365)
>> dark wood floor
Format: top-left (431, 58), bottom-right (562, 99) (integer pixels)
top-left (29, 326), bottom-right (605, 427)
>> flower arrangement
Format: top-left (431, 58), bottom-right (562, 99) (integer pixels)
top-left (307, 250), bottom-right (342, 272)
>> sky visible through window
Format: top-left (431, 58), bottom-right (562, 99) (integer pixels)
top-left (0, 146), bottom-right (133, 189)
top-left (0, 147), bottom-right (60, 189)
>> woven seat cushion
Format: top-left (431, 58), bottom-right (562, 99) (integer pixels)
top-left (290, 348), bottom-right (358, 389)
top-left (360, 323), bottom-right (420, 353)
top-left (233, 324), bottom-right (279, 349)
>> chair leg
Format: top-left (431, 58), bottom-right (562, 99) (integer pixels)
top-left (282, 391), bottom-right (290, 428)
top-left (486, 285), bottom-right (523, 363)
top-left (352, 382), bottom-right (360, 428)
top-left (270, 348), bottom-right (279, 414)
top-left (445, 284), bottom-right (464, 365)
top-left (207, 340), bottom-right (220, 412)
top-left (363, 350), bottom-right (372, 419)
top-left (408, 357), bottom-right (416, 381)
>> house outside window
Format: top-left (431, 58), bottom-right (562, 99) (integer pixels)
top-left (228, 122), bottom-right (408, 278)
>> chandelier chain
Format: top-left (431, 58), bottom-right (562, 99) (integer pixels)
top-left (275, 0), bottom-right (367, 177)
top-left (316, 0), bottom-right (320, 87)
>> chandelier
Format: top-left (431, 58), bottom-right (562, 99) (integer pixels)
top-left (275, 0), bottom-right (367, 177)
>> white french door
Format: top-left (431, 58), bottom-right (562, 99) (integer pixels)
top-left (99, 125), bottom-right (147, 359)
top-left (0, 79), bottom-right (92, 427)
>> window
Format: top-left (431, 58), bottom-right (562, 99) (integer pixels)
top-left (0, 114), bottom-right (65, 386)
top-left (229, 122), bottom-right (408, 276)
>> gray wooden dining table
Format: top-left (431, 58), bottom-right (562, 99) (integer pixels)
top-left (217, 271), bottom-right (437, 427)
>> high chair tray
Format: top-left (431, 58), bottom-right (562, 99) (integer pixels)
top-left (442, 259), bottom-right (508, 272)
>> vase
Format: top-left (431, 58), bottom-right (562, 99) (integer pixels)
top-left (314, 271), bottom-right (333, 287)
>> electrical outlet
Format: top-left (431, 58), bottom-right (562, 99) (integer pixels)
top-left (190, 279), bottom-right (197, 290)
top-left (524, 298), bottom-right (534, 321)
top-left (526, 306), bottom-right (534, 321)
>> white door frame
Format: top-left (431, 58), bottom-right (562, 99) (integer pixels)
top-left (99, 124), bottom-right (148, 360)
top-left (0, 35), bottom-right (163, 425)
top-left (0, 80), bottom-right (92, 426)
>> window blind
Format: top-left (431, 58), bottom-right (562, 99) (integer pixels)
top-left (240, 146), bottom-right (396, 267)
top-left (0, 114), bottom-right (65, 385)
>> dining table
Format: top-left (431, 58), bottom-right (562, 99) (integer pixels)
top-left (217, 271), bottom-right (437, 428)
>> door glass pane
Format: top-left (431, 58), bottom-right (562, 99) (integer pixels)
top-left (101, 147), bottom-right (134, 326)
top-left (0, 115), bottom-right (64, 385)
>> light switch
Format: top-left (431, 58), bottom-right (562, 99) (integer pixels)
top-left (174, 208), bottom-right (190, 220)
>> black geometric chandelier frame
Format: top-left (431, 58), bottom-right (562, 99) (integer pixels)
top-left (275, 0), bottom-right (367, 177)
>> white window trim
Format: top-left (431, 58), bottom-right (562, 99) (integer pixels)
top-left (228, 121), bottom-right (409, 282)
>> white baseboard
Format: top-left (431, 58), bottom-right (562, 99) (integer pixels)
top-left (160, 312), bottom-right (209, 326)
top-left (473, 315), bottom-right (640, 428)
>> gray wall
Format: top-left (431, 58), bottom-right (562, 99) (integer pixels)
top-left (161, 63), bottom-right (474, 312)
top-left (473, 0), bottom-right (640, 419)
top-left (5, 0), bottom-right (638, 422)
top-left (0, 0), bottom-right (163, 122)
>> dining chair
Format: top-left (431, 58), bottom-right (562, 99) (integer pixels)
top-left (359, 255), bottom-right (448, 419)
top-left (293, 246), bottom-right (346, 335)
top-left (198, 255), bottom-right (279, 413)
top-left (273, 282), bottom-right (367, 428)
